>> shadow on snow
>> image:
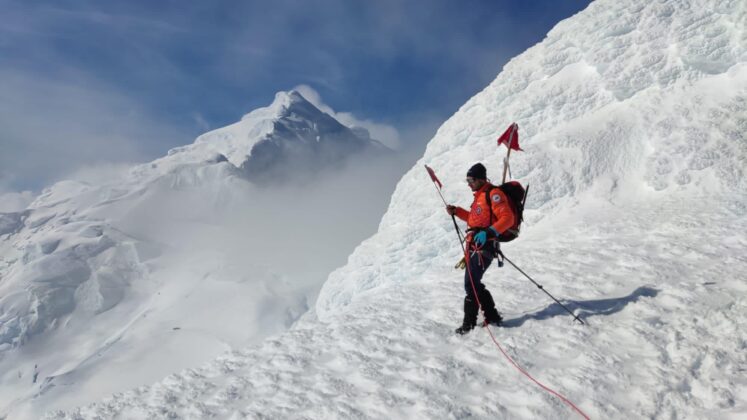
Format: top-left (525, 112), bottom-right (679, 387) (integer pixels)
top-left (501, 285), bottom-right (658, 328)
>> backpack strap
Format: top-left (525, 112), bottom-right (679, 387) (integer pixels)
top-left (484, 186), bottom-right (497, 227)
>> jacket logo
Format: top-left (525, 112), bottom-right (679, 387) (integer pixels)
top-left (492, 195), bottom-right (501, 203)
top-left (476, 206), bottom-right (482, 214)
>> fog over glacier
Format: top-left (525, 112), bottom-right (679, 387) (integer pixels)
top-left (0, 91), bottom-right (416, 418)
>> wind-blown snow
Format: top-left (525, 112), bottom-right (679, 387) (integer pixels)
top-left (25, 0), bottom-right (747, 418)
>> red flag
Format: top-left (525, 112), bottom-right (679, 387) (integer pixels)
top-left (497, 123), bottom-right (523, 151)
top-left (424, 165), bottom-right (442, 189)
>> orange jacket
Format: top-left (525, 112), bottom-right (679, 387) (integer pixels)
top-left (454, 183), bottom-right (515, 235)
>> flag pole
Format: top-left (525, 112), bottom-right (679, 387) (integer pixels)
top-left (424, 165), bottom-right (465, 245)
top-left (501, 123), bottom-right (518, 184)
top-left (431, 180), bottom-right (448, 207)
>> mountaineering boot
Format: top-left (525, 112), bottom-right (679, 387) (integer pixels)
top-left (455, 296), bottom-right (479, 335)
top-left (478, 289), bottom-right (503, 327)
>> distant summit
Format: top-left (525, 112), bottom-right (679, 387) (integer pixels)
top-left (171, 90), bottom-right (391, 185)
top-left (240, 90), bottom-right (390, 184)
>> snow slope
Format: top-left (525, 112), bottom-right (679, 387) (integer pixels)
top-left (0, 91), bottom-right (396, 419)
top-left (47, 0), bottom-right (747, 418)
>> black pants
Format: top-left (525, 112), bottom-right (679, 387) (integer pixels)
top-left (464, 243), bottom-right (494, 301)
top-left (462, 242), bottom-right (502, 325)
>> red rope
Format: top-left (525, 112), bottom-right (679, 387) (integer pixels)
top-left (464, 244), bottom-right (591, 420)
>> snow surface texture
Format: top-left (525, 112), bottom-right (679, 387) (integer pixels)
top-left (0, 92), bottom-right (398, 418)
top-left (36, 0), bottom-right (747, 418)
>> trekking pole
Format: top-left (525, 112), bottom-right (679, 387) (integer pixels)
top-left (498, 251), bottom-right (585, 325)
top-left (425, 165), bottom-right (465, 245)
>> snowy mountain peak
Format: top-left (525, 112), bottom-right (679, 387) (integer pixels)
top-left (157, 90), bottom-right (389, 184)
top-left (246, 89), bottom-right (322, 121)
top-left (237, 91), bottom-right (390, 184)
top-left (265, 89), bottom-right (349, 137)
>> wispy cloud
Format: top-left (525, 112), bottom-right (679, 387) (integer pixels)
top-left (0, 68), bottom-right (193, 191)
top-left (191, 113), bottom-right (211, 132)
top-left (293, 84), bottom-right (401, 149)
top-left (0, 190), bottom-right (35, 212)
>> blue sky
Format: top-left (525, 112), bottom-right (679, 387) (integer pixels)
top-left (0, 0), bottom-right (592, 193)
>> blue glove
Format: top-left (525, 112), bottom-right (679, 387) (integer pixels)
top-left (473, 227), bottom-right (499, 246)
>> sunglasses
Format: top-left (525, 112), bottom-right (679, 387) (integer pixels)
top-left (466, 177), bottom-right (477, 184)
